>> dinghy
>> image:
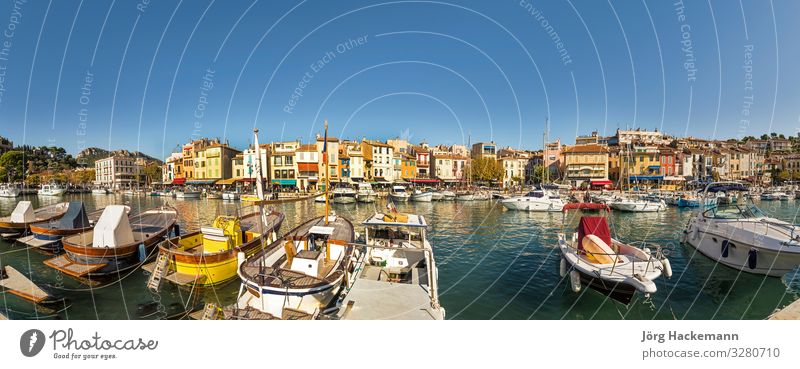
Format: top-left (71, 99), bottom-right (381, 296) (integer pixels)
top-left (44, 205), bottom-right (178, 279)
top-left (558, 203), bottom-right (671, 304)
top-left (0, 201), bottom-right (69, 238)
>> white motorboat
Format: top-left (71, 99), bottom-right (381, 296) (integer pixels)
top-left (779, 192), bottom-right (791, 201)
top-left (455, 191), bottom-right (475, 201)
top-left (0, 184), bottom-right (20, 198)
top-left (38, 183), bottom-right (66, 197)
top-left (610, 196), bottom-right (666, 212)
top-left (356, 182), bottom-right (377, 203)
top-left (331, 211), bottom-right (444, 320)
top-left (91, 187), bottom-right (109, 195)
top-left (315, 194), bottom-right (328, 203)
top-left (389, 185), bottom-right (410, 202)
top-left (500, 189), bottom-right (565, 212)
top-left (410, 189), bottom-right (433, 202)
top-left (441, 190), bottom-right (456, 200)
top-left (175, 188), bottom-right (202, 199)
top-left (558, 203), bottom-right (671, 304)
top-left (683, 182), bottom-right (800, 277)
top-left (430, 191), bottom-right (444, 201)
top-left (760, 191), bottom-right (780, 201)
top-left (206, 191), bottom-right (223, 199)
top-left (222, 191), bottom-right (240, 200)
top-left (331, 186), bottom-right (357, 204)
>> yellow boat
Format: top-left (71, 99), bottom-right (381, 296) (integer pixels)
top-left (157, 210), bottom-right (284, 287)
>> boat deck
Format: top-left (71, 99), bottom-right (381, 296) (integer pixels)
top-left (222, 306), bottom-right (313, 320)
top-left (338, 276), bottom-right (443, 320)
top-left (17, 234), bottom-right (59, 248)
top-left (142, 262), bottom-right (207, 286)
top-left (172, 212), bottom-right (281, 256)
top-left (65, 211), bottom-right (172, 247)
top-left (0, 266), bottom-right (53, 303)
top-left (43, 254), bottom-right (107, 277)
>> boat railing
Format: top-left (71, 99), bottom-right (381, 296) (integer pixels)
top-left (562, 241), bottom-right (664, 277)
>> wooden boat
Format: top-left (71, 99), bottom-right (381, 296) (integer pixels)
top-left (152, 210), bottom-right (285, 288)
top-left (557, 203), bottom-right (671, 304)
top-left (27, 202), bottom-right (126, 252)
top-left (0, 201), bottom-right (69, 238)
top-left (44, 205), bottom-right (178, 279)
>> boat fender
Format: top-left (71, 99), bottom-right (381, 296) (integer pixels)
top-left (661, 258), bottom-right (673, 278)
top-left (720, 240), bottom-right (730, 258)
top-left (559, 257), bottom-right (567, 278)
top-left (237, 251), bottom-right (246, 268)
top-left (138, 243), bottom-right (146, 262)
top-left (747, 249), bottom-right (758, 270)
top-left (569, 270), bottom-right (581, 293)
top-left (173, 224), bottom-right (181, 237)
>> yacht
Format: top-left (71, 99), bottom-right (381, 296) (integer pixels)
top-left (441, 190), bottom-right (456, 200)
top-left (356, 182), bottom-right (377, 203)
top-left (175, 187), bottom-right (202, 199)
top-left (91, 187), bottom-right (109, 195)
top-left (609, 196), bottom-right (666, 212)
top-left (331, 211), bottom-right (444, 320)
top-left (331, 186), bottom-right (357, 204)
top-left (500, 189), bottom-right (565, 212)
top-left (430, 190), bottom-right (444, 201)
top-left (389, 185), bottom-right (410, 202)
top-left (760, 191), bottom-right (780, 201)
top-left (559, 203), bottom-right (671, 304)
top-left (683, 182), bottom-right (800, 277)
top-left (410, 189), bottom-right (433, 202)
top-left (0, 184), bottom-right (20, 198)
top-left (222, 191), bottom-right (240, 201)
top-left (38, 183), bottom-right (66, 197)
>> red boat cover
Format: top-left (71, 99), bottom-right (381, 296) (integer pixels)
top-left (562, 203), bottom-right (611, 212)
top-left (577, 216), bottom-right (611, 250)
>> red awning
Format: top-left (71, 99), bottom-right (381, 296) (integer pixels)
top-left (298, 163), bottom-right (318, 172)
top-left (171, 178), bottom-right (186, 185)
top-left (410, 178), bottom-right (440, 183)
top-left (589, 180), bottom-right (613, 185)
top-left (237, 178), bottom-right (255, 183)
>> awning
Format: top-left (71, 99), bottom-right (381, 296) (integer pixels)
top-left (171, 178), bottom-right (186, 185)
top-left (410, 178), bottom-right (440, 183)
top-left (589, 180), bottom-right (612, 185)
top-left (663, 176), bottom-right (686, 181)
top-left (628, 176), bottom-right (663, 181)
top-left (298, 163), bottom-right (318, 172)
top-left (647, 165), bottom-right (661, 169)
top-left (216, 178), bottom-right (238, 185)
top-left (237, 178), bottom-right (255, 183)
top-left (373, 177), bottom-right (390, 183)
top-left (186, 179), bottom-right (217, 185)
top-left (271, 179), bottom-right (297, 186)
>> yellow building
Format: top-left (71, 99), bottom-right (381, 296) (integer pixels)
top-left (621, 146), bottom-right (662, 187)
top-left (562, 144), bottom-right (609, 188)
top-left (400, 153), bottom-right (417, 180)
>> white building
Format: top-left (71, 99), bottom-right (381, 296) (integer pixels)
top-left (363, 140), bottom-right (394, 182)
top-left (162, 152), bottom-right (183, 183)
top-left (95, 156), bottom-right (142, 189)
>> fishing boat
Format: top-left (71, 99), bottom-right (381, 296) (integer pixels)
top-left (331, 210), bottom-right (444, 320)
top-left (0, 201), bottom-right (69, 239)
top-left (222, 120), bottom-right (356, 320)
top-left (356, 182), bottom-right (377, 203)
top-left (430, 190), bottom-right (444, 201)
top-left (222, 191), bottom-right (240, 201)
top-left (455, 190), bottom-right (475, 201)
top-left (558, 203), bottom-right (671, 304)
top-left (389, 185), bottom-right (410, 202)
top-left (609, 196), bottom-right (666, 212)
top-left (38, 183), bottom-right (66, 197)
top-left (152, 210), bottom-right (285, 288)
top-left (206, 191), bottom-right (223, 199)
top-left (677, 195), bottom-right (700, 207)
top-left (45, 205), bottom-right (179, 279)
top-left (500, 189), bottom-right (565, 212)
top-left (175, 188), bottom-right (202, 199)
top-left (410, 189), bottom-right (433, 202)
top-left (331, 185), bottom-right (357, 204)
top-left (683, 182), bottom-right (800, 276)
top-left (441, 190), bottom-right (456, 200)
top-left (0, 184), bottom-right (20, 198)
top-left (27, 202), bottom-right (125, 252)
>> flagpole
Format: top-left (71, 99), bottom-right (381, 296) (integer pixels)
top-left (324, 120), bottom-right (330, 225)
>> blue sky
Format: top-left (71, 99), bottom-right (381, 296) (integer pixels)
top-left (0, 0), bottom-right (798, 159)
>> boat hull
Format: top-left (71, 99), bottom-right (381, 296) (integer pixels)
top-left (411, 192), bottom-right (433, 202)
top-left (356, 193), bottom-right (377, 203)
top-left (500, 198), bottom-right (564, 212)
top-left (389, 194), bottom-right (410, 202)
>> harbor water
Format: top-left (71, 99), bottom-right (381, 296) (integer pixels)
top-left (1, 194), bottom-right (799, 320)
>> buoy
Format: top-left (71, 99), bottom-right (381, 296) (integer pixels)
top-left (569, 270), bottom-right (581, 293)
top-left (559, 257), bottom-right (567, 277)
top-left (661, 258), bottom-right (673, 278)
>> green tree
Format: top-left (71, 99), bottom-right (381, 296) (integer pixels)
top-left (143, 163), bottom-right (161, 184)
top-left (0, 150), bottom-right (24, 181)
top-left (760, 134), bottom-right (770, 140)
top-left (778, 170), bottom-right (791, 183)
top-left (531, 165), bottom-right (545, 184)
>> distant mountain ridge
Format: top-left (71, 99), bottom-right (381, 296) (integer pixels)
top-left (76, 147), bottom-right (162, 165)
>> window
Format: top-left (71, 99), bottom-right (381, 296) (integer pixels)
top-left (274, 156), bottom-right (282, 165)
top-left (274, 170), bottom-right (280, 179)
top-left (285, 156), bottom-right (293, 165)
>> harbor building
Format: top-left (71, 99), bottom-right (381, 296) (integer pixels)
top-left (317, 135), bottom-right (340, 186)
top-left (342, 141), bottom-right (365, 182)
top-left (94, 155), bottom-right (143, 189)
top-left (411, 144), bottom-right (431, 179)
top-left (270, 141), bottom-right (300, 189)
top-left (471, 141), bottom-right (497, 160)
top-left (562, 144), bottom-right (610, 188)
top-left (609, 128), bottom-right (667, 146)
top-left (362, 140), bottom-right (394, 183)
top-left (195, 142), bottom-right (240, 182)
top-left (432, 153), bottom-right (468, 183)
top-left (297, 144), bottom-right (320, 191)
top-left (162, 152), bottom-right (183, 184)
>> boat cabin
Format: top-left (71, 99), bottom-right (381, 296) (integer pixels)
top-left (362, 213), bottom-right (429, 282)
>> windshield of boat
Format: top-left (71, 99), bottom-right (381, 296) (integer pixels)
top-left (367, 225), bottom-right (424, 245)
top-left (524, 191), bottom-right (544, 198)
top-left (703, 204), bottom-right (766, 219)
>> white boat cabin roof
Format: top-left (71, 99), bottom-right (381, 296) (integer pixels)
top-left (309, 225), bottom-right (335, 235)
top-left (363, 212), bottom-right (427, 228)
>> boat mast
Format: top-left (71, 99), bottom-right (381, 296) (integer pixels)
top-left (324, 120), bottom-right (331, 225)
top-left (544, 118), bottom-right (550, 185)
top-left (253, 128), bottom-right (267, 236)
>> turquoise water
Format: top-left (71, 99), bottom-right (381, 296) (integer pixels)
top-left (1, 194), bottom-right (799, 320)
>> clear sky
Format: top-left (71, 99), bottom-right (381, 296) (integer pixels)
top-left (0, 0), bottom-right (798, 159)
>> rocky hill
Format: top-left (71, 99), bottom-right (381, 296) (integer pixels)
top-left (76, 147), bottom-right (162, 166)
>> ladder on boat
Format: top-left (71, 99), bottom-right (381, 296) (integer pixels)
top-left (200, 303), bottom-right (220, 320)
top-left (146, 252), bottom-right (170, 293)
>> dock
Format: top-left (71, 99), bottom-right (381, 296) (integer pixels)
top-left (17, 234), bottom-right (59, 249)
top-left (0, 311), bottom-right (7, 320)
top-left (142, 261), bottom-right (206, 287)
top-left (44, 254), bottom-right (106, 278)
top-left (0, 266), bottom-right (55, 303)
top-left (769, 298), bottom-right (800, 320)
top-left (246, 192), bottom-right (321, 206)
top-left (338, 278), bottom-right (443, 320)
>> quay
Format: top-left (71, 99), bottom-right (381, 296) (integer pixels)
top-left (769, 298), bottom-right (800, 320)
top-left (0, 265), bottom-right (57, 304)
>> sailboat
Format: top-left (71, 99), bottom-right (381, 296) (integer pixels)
top-left (223, 120), bottom-right (355, 320)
